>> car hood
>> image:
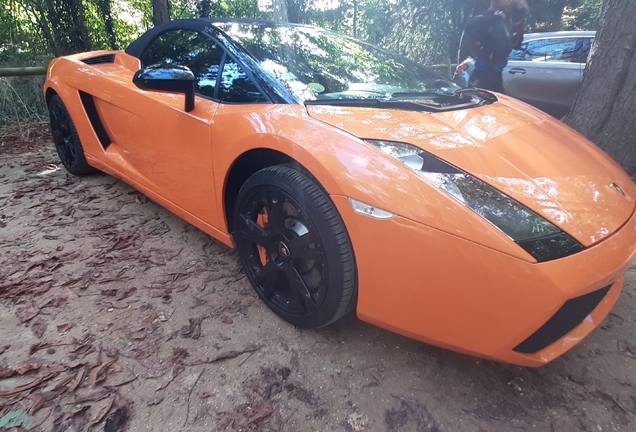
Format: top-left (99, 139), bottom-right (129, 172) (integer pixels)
top-left (306, 99), bottom-right (636, 247)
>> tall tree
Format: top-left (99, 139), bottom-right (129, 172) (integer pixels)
top-left (95, 0), bottom-right (118, 49)
top-left (566, 0), bottom-right (636, 174)
top-left (285, 0), bottom-right (308, 23)
top-left (196, 0), bottom-right (212, 17)
top-left (526, 0), bottom-right (570, 31)
top-left (153, 0), bottom-right (170, 26)
top-left (43, 0), bottom-right (92, 54)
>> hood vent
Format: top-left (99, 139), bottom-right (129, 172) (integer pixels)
top-left (81, 54), bottom-right (116, 65)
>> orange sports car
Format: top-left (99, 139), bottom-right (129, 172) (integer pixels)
top-left (44, 19), bottom-right (636, 366)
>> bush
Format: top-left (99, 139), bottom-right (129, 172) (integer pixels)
top-left (0, 76), bottom-right (47, 127)
top-left (0, 48), bottom-right (49, 127)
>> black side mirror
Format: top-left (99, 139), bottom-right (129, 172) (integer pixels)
top-left (133, 64), bottom-right (196, 112)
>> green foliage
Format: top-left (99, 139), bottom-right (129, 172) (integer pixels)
top-left (562, 0), bottom-right (602, 30)
top-left (0, 0), bottom-right (602, 64)
top-left (525, 0), bottom-right (601, 32)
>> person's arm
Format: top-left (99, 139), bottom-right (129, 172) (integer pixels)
top-left (511, 7), bottom-right (528, 50)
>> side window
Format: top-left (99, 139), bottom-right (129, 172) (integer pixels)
top-left (525, 38), bottom-right (579, 62)
top-left (509, 43), bottom-right (528, 61)
top-left (219, 57), bottom-right (267, 103)
top-left (140, 30), bottom-right (223, 98)
top-left (571, 37), bottom-right (594, 63)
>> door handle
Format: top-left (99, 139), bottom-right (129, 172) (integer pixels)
top-left (509, 68), bottom-right (527, 75)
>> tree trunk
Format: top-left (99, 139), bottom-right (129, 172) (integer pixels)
top-left (285, 0), bottom-right (305, 24)
top-left (24, 0), bottom-right (60, 56)
top-left (153, 0), bottom-right (170, 26)
top-left (353, 0), bottom-right (357, 39)
top-left (43, 0), bottom-right (65, 53)
top-left (97, 0), bottom-right (118, 49)
top-left (71, 0), bottom-right (92, 51)
top-left (565, 0), bottom-right (636, 175)
top-left (546, 0), bottom-right (568, 31)
top-left (197, 0), bottom-right (212, 18)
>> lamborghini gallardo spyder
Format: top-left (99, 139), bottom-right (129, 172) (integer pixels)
top-left (44, 19), bottom-right (636, 366)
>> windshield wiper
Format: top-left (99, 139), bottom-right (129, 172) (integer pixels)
top-left (388, 92), bottom-right (443, 99)
top-left (304, 93), bottom-right (480, 113)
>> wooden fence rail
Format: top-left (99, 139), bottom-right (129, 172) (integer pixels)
top-left (0, 67), bottom-right (47, 77)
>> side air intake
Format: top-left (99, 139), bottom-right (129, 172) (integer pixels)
top-left (81, 54), bottom-right (116, 65)
top-left (78, 91), bottom-right (112, 150)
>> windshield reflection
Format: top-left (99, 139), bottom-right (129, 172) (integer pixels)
top-left (214, 22), bottom-right (460, 102)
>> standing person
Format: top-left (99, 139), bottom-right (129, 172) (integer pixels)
top-left (458, 0), bottom-right (529, 92)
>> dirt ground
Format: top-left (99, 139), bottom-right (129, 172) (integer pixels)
top-left (2, 132), bottom-right (636, 432)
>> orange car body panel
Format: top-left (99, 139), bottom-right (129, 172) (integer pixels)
top-left (44, 49), bottom-right (636, 366)
top-left (333, 194), bottom-right (635, 367)
top-left (307, 96), bottom-right (636, 248)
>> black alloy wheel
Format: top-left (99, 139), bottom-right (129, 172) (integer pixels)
top-left (234, 166), bottom-right (357, 328)
top-left (48, 95), bottom-right (95, 176)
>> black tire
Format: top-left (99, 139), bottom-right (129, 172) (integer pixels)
top-left (48, 95), bottom-right (96, 176)
top-left (233, 166), bottom-right (357, 328)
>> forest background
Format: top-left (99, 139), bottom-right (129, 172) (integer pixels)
top-left (0, 0), bottom-right (606, 135)
top-left (2, 1), bottom-right (636, 223)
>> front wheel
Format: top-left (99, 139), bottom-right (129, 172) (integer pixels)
top-left (48, 95), bottom-right (96, 176)
top-left (233, 166), bottom-right (357, 328)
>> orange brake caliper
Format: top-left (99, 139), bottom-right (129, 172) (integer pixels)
top-left (257, 209), bottom-right (269, 266)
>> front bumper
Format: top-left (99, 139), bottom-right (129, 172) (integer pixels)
top-left (332, 195), bottom-right (636, 367)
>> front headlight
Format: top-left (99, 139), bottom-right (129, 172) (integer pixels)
top-left (367, 140), bottom-right (584, 262)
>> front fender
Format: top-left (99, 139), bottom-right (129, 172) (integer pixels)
top-left (212, 104), bottom-right (530, 261)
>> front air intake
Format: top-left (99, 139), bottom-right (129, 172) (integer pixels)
top-left (513, 284), bottom-right (612, 354)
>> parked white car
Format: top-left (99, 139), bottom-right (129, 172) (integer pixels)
top-left (503, 31), bottom-right (596, 118)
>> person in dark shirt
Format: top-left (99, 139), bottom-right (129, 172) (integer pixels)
top-left (459, 0), bottom-right (529, 92)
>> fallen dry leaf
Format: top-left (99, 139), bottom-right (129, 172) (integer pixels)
top-left (89, 394), bottom-right (115, 427)
top-left (155, 365), bottom-right (184, 391)
top-left (131, 330), bottom-right (146, 341)
top-left (17, 306), bottom-right (40, 323)
top-left (0, 371), bottom-right (61, 396)
top-left (29, 407), bottom-right (52, 429)
top-left (69, 405), bottom-right (91, 431)
top-left (75, 388), bottom-right (115, 403)
top-left (184, 345), bottom-right (261, 366)
top-left (104, 405), bottom-right (129, 432)
top-left (87, 357), bottom-right (119, 388)
top-left (57, 323), bottom-right (73, 332)
top-left (31, 319), bottom-right (48, 338)
top-left (179, 317), bottom-right (202, 339)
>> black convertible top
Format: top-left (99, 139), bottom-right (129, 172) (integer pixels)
top-left (125, 18), bottom-right (291, 59)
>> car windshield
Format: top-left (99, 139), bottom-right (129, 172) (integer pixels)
top-left (214, 22), bottom-right (461, 102)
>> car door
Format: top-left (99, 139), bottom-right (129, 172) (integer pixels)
top-left (503, 37), bottom-right (582, 118)
top-left (99, 29), bottom-right (224, 226)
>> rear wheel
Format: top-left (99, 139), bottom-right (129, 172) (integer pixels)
top-left (48, 95), bottom-right (96, 176)
top-left (233, 166), bottom-right (357, 328)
